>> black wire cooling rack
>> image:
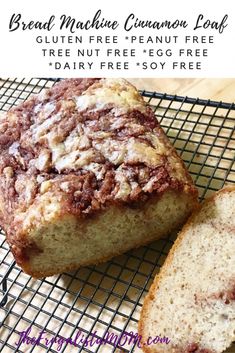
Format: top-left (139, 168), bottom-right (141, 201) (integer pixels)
top-left (0, 78), bottom-right (234, 353)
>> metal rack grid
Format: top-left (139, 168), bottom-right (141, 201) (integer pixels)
top-left (0, 78), bottom-right (234, 353)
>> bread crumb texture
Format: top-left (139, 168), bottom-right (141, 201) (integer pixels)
top-left (139, 187), bottom-right (235, 353)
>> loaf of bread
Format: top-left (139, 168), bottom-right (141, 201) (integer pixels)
top-left (0, 78), bottom-right (198, 278)
top-left (139, 186), bottom-right (235, 353)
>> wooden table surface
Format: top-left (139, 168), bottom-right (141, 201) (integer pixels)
top-left (129, 79), bottom-right (235, 103)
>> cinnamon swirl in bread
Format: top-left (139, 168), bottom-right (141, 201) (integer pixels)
top-left (0, 79), bottom-right (198, 277)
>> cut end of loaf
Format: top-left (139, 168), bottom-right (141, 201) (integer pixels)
top-left (139, 186), bottom-right (235, 353)
top-left (12, 189), bottom-right (197, 278)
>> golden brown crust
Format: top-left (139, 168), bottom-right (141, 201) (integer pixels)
top-left (138, 185), bottom-right (235, 353)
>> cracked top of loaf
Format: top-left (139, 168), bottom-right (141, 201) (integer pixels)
top-left (0, 78), bottom-right (196, 241)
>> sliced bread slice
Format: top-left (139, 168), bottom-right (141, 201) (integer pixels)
top-left (139, 186), bottom-right (235, 353)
